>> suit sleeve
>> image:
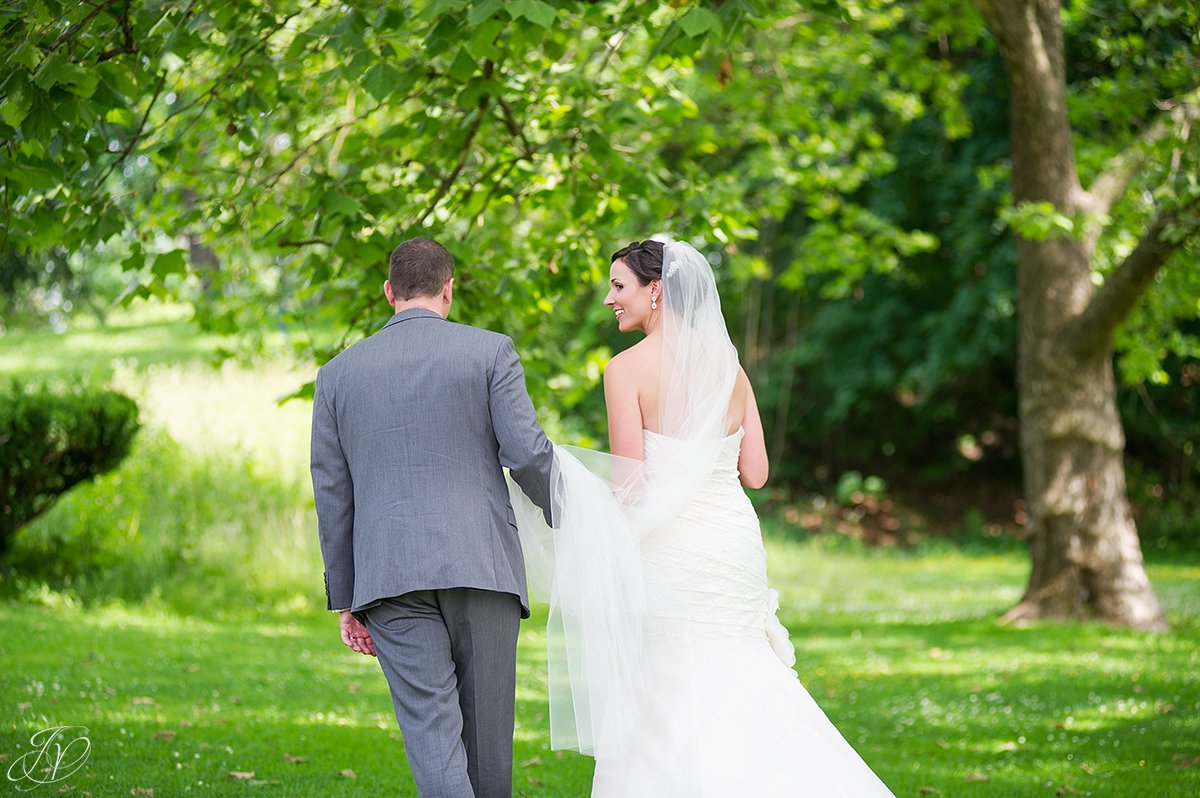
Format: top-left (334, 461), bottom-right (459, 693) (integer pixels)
top-left (489, 336), bottom-right (555, 523)
top-left (310, 368), bottom-right (356, 611)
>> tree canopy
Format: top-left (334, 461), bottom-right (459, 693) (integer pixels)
top-left (2, 0), bottom-right (1197, 480)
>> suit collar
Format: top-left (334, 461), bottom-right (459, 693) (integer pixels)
top-left (381, 307), bottom-right (445, 331)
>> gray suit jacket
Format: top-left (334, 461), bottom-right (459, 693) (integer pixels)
top-left (310, 308), bottom-right (554, 618)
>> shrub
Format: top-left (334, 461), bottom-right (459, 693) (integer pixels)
top-left (2, 426), bottom-right (321, 615)
top-left (0, 382), bottom-right (140, 556)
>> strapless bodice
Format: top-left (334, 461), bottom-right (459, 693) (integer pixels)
top-left (636, 426), bottom-right (770, 641)
top-left (642, 426), bottom-right (745, 482)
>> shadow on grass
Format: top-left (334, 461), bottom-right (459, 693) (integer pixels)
top-left (2, 594), bottom-right (1197, 798)
top-left (0, 603), bottom-right (591, 797)
top-left (783, 613), bottom-right (1200, 797)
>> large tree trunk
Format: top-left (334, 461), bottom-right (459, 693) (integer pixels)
top-left (975, 0), bottom-right (1167, 630)
top-left (1014, 292), bottom-right (1166, 629)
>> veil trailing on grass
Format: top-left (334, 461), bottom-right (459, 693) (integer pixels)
top-left (508, 239), bottom-right (749, 757)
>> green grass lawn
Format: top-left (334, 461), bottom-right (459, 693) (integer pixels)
top-left (2, 309), bottom-right (1198, 796)
top-left (2, 550), bottom-right (1198, 797)
top-left (0, 304), bottom-right (223, 380)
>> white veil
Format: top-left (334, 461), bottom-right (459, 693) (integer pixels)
top-left (508, 239), bottom-right (751, 757)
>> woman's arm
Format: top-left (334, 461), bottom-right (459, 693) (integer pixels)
top-left (737, 369), bottom-right (769, 489)
top-left (604, 354), bottom-right (645, 461)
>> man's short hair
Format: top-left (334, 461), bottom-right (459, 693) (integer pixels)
top-left (388, 237), bottom-right (454, 300)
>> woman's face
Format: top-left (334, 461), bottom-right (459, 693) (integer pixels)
top-left (603, 259), bottom-right (658, 333)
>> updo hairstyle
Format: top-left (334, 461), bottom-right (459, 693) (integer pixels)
top-left (609, 240), bottom-right (665, 286)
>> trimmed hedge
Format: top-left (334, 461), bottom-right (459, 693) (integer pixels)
top-left (1, 383), bottom-right (140, 557)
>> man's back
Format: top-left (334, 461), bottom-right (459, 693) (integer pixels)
top-left (311, 307), bottom-right (553, 617)
top-left (312, 237), bottom-right (550, 798)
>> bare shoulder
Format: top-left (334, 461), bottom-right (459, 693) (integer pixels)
top-left (603, 349), bottom-right (633, 390)
top-left (605, 339), bottom-right (658, 380)
top-left (605, 345), bottom-right (634, 373)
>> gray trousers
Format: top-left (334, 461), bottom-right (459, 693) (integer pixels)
top-left (359, 589), bottom-right (521, 798)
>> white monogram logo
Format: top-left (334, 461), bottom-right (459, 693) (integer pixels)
top-left (6, 725), bottom-right (92, 791)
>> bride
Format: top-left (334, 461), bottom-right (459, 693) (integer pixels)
top-left (511, 238), bottom-right (895, 796)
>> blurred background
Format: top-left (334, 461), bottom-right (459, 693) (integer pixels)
top-left (2, 0), bottom-right (1196, 606)
top-left (1, 1), bottom-right (1197, 795)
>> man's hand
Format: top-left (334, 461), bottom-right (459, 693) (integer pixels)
top-left (339, 610), bottom-right (377, 657)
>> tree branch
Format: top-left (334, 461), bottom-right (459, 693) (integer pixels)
top-left (2, 177), bottom-right (10, 251)
top-left (473, 156), bottom-right (525, 219)
top-left (327, 91), bottom-right (355, 173)
top-left (1080, 90), bottom-right (1200, 219)
top-left (495, 95), bottom-right (533, 158)
top-left (336, 293), bottom-right (380, 351)
top-left (278, 238), bottom-right (331, 248)
top-left (413, 61), bottom-right (494, 228)
top-left (261, 97), bottom-right (391, 191)
top-left (1065, 199), bottom-right (1200, 359)
top-left (46, 0), bottom-right (120, 55)
top-left (119, 3), bottom-right (302, 157)
top-left (92, 71), bottom-right (167, 188)
top-left (96, 0), bottom-right (135, 62)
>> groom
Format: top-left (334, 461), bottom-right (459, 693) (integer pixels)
top-left (310, 236), bottom-right (555, 798)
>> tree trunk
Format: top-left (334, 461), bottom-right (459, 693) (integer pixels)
top-left (975, 0), bottom-right (1167, 630)
top-left (1012, 292), bottom-right (1166, 629)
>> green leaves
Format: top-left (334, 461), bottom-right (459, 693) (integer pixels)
top-left (0, 81), bottom-right (32, 128)
top-left (678, 7), bottom-right (722, 38)
top-left (33, 55), bottom-right (99, 97)
top-left (10, 40), bottom-right (40, 70)
top-left (447, 48), bottom-right (479, 82)
top-left (468, 0), bottom-right (504, 26)
top-left (1, 0), bottom-right (1194, 452)
top-left (361, 61), bottom-right (405, 101)
top-left (0, 383), bottom-right (140, 545)
top-left (506, 0), bottom-right (557, 29)
top-left (999, 201), bottom-right (1082, 241)
top-left (321, 191), bottom-right (362, 218)
top-left (466, 19), bottom-right (504, 60)
top-left (152, 250), bottom-right (188, 279)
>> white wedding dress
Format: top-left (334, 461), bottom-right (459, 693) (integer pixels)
top-left (511, 239), bottom-right (894, 796)
top-left (586, 427), bottom-right (894, 797)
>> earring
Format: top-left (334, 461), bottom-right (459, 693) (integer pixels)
top-left (651, 296), bottom-right (658, 310)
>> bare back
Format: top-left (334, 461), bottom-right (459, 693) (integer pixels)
top-left (603, 336), bottom-right (768, 487)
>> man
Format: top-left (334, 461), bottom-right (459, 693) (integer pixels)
top-left (310, 237), bottom-right (554, 798)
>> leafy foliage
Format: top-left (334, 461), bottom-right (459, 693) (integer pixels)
top-left (0, 382), bottom-right (140, 554)
top-left (0, 0), bottom-right (1196, 494)
top-left (0, 2), bottom-right (950, 438)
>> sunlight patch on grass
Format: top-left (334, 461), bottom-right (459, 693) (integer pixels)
top-left (121, 360), bottom-right (315, 484)
top-left (0, 302), bottom-right (213, 378)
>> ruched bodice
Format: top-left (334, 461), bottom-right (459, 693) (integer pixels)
top-left (639, 428), bottom-right (771, 640)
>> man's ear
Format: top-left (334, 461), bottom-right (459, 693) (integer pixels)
top-left (443, 277), bottom-right (454, 306)
top-left (384, 280), bottom-right (396, 308)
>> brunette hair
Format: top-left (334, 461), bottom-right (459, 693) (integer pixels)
top-left (388, 237), bottom-right (454, 300)
top-left (610, 240), bottom-right (664, 285)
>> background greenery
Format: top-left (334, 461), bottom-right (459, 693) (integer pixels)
top-left (2, 0), bottom-right (1196, 543)
top-left (1, 304), bottom-right (1197, 797)
top-left (2, 0), bottom-right (1198, 794)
